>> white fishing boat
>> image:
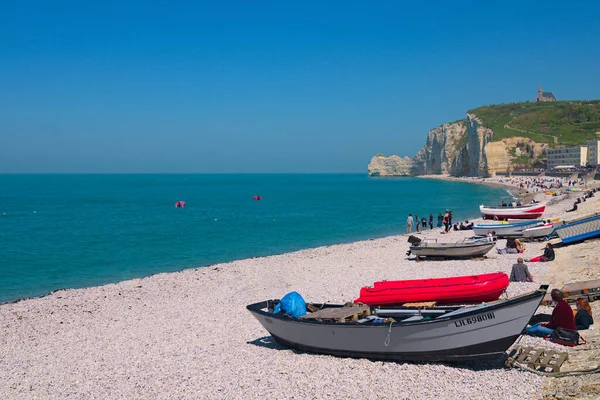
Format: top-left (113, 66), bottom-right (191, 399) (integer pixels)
top-left (480, 204), bottom-right (545, 220)
top-left (408, 237), bottom-right (496, 258)
top-left (247, 286), bottom-right (548, 362)
top-left (521, 223), bottom-right (554, 239)
top-left (473, 220), bottom-right (543, 238)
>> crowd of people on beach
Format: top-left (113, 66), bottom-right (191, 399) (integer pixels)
top-left (405, 210), bottom-right (468, 234)
top-left (566, 187), bottom-right (598, 212)
top-left (496, 176), bottom-right (588, 192)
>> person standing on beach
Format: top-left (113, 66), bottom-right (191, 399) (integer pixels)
top-left (406, 214), bottom-right (413, 233)
top-left (437, 212), bottom-right (443, 228)
top-left (421, 216), bottom-right (427, 231)
top-left (442, 212), bottom-right (449, 233)
top-left (415, 215), bottom-right (420, 232)
top-left (429, 214), bottom-right (433, 230)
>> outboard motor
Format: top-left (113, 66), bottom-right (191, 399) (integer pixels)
top-left (407, 235), bottom-right (422, 245)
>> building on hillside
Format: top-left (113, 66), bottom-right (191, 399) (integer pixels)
top-left (536, 85), bottom-right (556, 102)
top-left (546, 146), bottom-right (588, 169)
top-left (585, 140), bottom-right (600, 166)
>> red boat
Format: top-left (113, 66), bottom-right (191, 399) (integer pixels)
top-left (354, 272), bottom-right (509, 306)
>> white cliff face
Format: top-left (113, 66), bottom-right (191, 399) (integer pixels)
top-left (368, 114), bottom-right (547, 177)
top-left (412, 121), bottom-right (467, 175)
top-left (367, 154), bottom-right (414, 176)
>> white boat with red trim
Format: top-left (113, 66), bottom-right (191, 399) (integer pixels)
top-left (480, 204), bottom-right (545, 220)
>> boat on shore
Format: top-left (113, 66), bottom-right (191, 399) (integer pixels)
top-left (472, 220), bottom-right (543, 238)
top-left (480, 204), bottom-right (545, 220)
top-left (521, 223), bottom-right (554, 239)
top-left (247, 285), bottom-right (548, 362)
top-left (408, 237), bottom-right (496, 259)
top-left (354, 272), bottom-right (509, 305)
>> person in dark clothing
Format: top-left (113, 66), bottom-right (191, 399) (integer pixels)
top-left (437, 213), bottom-right (443, 228)
top-left (526, 289), bottom-right (575, 336)
top-left (429, 214), bottom-right (434, 230)
top-left (421, 216), bottom-right (427, 230)
top-left (527, 243), bottom-right (555, 262)
top-left (575, 297), bottom-right (594, 330)
top-left (500, 201), bottom-right (507, 207)
top-left (566, 202), bottom-right (578, 212)
top-left (442, 211), bottom-right (450, 233)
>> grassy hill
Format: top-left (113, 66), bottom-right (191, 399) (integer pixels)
top-left (468, 100), bottom-right (600, 146)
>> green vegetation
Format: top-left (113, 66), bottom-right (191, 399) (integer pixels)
top-left (468, 100), bottom-right (600, 146)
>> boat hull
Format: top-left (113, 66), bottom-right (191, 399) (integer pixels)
top-left (356, 272), bottom-right (509, 305)
top-left (247, 287), bottom-right (547, 362)
top-left (480, 204), bottom-right (546, 220)
top-left (522, 224), bottom-right (554, 238)
top-left (410, 242), bottom-right (495, 258)
top-left (472, 220), bottom-right (543, 237)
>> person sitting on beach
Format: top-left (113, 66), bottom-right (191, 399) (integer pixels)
top-left (453, 223), bottom-right (459, 231)
top-left (497, 238), bottom-right (524, 254)
top-left (575, 297), bottom-right (594, 330)
top-left (566, 202), bottom-right (578, 213)
top-left (525, 289), bottom-right (575, 336)
top-left (526, 243), bottom-right (555, 262)
top-left (460, 220), bottom-right (473, 230)
top-left (509, 258), bottom-right (533, 282)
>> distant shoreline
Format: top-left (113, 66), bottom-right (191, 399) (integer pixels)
top-left (418, 174), bottom-right (526, 199)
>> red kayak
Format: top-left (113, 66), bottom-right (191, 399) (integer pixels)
top-left (354, 272), bottom-right (509, 306)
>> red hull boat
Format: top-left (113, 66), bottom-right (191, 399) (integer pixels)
top-left (354, 272), bottom-right (509, 306)
top-left (480, 204), bottom-right (545, 220)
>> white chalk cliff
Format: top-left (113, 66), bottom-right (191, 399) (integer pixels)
top-left (368, 113), bottom-right (547, 177)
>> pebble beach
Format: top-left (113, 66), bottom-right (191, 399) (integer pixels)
top-left (1, 175), bottom-right (599, 400)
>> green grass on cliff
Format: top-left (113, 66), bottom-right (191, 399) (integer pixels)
top-left (468, 100), bottom-right (600, 146)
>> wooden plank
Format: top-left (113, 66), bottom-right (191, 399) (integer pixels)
top-left (403, 301), bottom-right (437, 308)
top-left (513, 346), bottom-right (568, 372)
top-left (301, 305), bottom-right (369, 321)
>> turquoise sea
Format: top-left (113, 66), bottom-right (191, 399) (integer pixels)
top-left (0, 174), bottom-right (512, 303)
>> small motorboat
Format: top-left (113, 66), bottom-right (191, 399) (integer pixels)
top-left (354, 272), bottom-right (509, 306)
top-left (247, 285), bottom-right (548, 362)
top-left (480, 204), bottom-right (545, 220)
top-left (408, 236), bottom-right (495, 259)
top-left (521, 223), bottom-right (554, 239)
top-left (472, 220), bottom-right (543, 238)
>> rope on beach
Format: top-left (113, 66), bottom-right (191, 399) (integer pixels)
top-left (505, 352), bottom-right (600, 377)
top-left (508, 359), bottom-right (600, 377)
top-left (384, 322), bottom-right (393, 347)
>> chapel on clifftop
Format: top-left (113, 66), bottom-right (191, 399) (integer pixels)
top-left (536, 85), bottom-right (556, 102)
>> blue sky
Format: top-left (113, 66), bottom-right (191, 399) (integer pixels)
top-left (1, 0), bottom-right (598, 173)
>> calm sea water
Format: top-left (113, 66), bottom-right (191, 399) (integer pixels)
top-left (0, 174), bottom-right (511, 303)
